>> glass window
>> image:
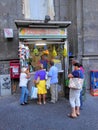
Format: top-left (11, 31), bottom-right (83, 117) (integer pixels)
top-left (23, 0), bottom-right (55, 20)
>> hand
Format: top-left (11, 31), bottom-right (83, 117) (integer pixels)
top-left (33, 80), bottom-right (36, 84)
top-left (26, 73), bottom-right (30, 79)
top-left (68, 73), bottom-right (73, 78)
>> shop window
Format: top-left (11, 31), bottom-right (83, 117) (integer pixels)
top-left (18, 42), bottom-right (66, 72)
top-left (22, 0), bottom-right (55, 20)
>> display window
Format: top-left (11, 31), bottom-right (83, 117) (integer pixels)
top-left (18, 41), bottom-right (67, 72)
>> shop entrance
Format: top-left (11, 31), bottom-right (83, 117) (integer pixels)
top-left (15, 20), bottom-right (71, 96)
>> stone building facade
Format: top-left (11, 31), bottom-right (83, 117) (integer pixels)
top-left (0, 0), bottom-right (98, 89)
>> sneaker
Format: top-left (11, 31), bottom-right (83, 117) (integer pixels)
top-left (20, 103), bottom-right (25, 105)
top-left (24, 102), bottom-right (29, 105)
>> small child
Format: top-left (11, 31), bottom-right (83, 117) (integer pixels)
top-left (19, 67), bottom-right (30, 105)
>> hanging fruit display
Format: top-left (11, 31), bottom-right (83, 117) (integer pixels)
top-left (43, 50), bottom-right (49, 55)
top-left (33, 45), bottom-right (39, 56)
top-left (52, 46), bottom-right (57, 57)
top-left (62, 47), bottom-right (67, 57)
top-left (42, 45), bottom-right (49, 55)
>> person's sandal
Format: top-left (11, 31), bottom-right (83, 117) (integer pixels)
top-left (76, 113), bottom-right (80, 116)
top-left (37, 102), bottom-right (42, 105)
top-left (43, 101), bottom-right (46, 104)
top-left (67, 114), bottom-right (77, 118)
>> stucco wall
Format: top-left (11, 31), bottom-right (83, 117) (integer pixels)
top-left (82, 0), bottom-right (98, 89)
top-left (82, 57), bottom-right (98, 89)
top-left (83, 0), bottom-right (98, 56)
top-left (54, 0), bottom-right (68, 21)
top-left (0, 0), bottom-right (23, 61)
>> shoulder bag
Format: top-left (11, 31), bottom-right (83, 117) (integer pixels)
top-left (68, 78), bottom-right (84, 89)
top-left (68, 70), bottom-right (84, 90)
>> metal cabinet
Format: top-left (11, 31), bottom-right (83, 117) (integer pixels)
top-left (90, 70), bottom-right (98, 96)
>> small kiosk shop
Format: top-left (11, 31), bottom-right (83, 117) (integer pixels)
top-left (15, 20), bottom-right (71, 96)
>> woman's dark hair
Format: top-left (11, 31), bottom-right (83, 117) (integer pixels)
top-left (50, 61), bottom-right (54, 66)
top-left (79, 63), bottom-right (83, 67)
top-left (73, 63), bottom-right (80, 68)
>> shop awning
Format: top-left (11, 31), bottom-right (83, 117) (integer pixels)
top-left (15, 20), bottom-right (71, 40)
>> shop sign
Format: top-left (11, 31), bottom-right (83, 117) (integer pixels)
top-left (19, 28), bottom-right (67, 39)
top-left (4, 28), bottom-right (13, 38)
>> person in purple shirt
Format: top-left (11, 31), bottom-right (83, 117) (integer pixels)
top-left (34, 64), bottom-right (47, 105)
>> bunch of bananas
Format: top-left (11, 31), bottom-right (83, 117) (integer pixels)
top-left (62, 48), bottom-right (67, 57)
top-left (52, 46), bottom-right (57, 57)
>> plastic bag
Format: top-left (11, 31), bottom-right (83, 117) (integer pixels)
top-left (46, 77), bottom-right (51, 89)
top-left (31, 86), bottom-right (38, 99)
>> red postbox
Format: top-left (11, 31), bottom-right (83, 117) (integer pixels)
top-left (10, 60), bottom-right (20, 79)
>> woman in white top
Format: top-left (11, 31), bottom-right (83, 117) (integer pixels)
top-left (19, 67), bottom-right (30, 105)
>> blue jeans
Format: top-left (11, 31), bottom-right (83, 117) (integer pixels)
top-left (20, 87), bottom-right (29, 104)
top-left (80, 90), bottom-right (83, 109)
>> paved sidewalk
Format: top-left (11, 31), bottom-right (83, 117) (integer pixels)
top-left (0, 92), bottom-right (98, 130)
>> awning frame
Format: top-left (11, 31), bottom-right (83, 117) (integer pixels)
top-left (15, 20), bottom-right (71, 28)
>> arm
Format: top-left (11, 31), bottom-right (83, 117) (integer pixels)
top-left (25, 70), bottom-right (30, 79)
top-left (68, 73), bottom-right (73, 78)
top-left (26, 73), bottom-right (30, 79)
top-left (68, 70), bottom-right (77, 78)
top-left (33, 71), bottom-right (39, 84)
top-left (48, 68), bottom-right (52, 77)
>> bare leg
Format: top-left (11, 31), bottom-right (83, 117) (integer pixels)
top-left (75, 106), bottom-right (80, 116)
top-left (37, 94), bottom-right (42, 104)
top-left (43, 94), bottom-right (46, 104)
top-left (71, 107), bottom-right (77, 117)
top-left (68, 107), bottom-right (77, 118)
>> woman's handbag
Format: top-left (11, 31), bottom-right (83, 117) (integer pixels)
top-left (31, 86), bottom-right (38, 99)
top-left (68, 78), bottom-right (84, 90)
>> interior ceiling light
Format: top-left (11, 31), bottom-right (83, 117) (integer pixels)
top-left (36, 43), bottom-right (46, 46)
top-left (24, 41), bottom-right (65, 45)
top-left (29, 25), bottom-right (59, 28)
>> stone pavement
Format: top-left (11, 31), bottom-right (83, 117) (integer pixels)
top-left (0, 91), bottom-right (98, 130)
